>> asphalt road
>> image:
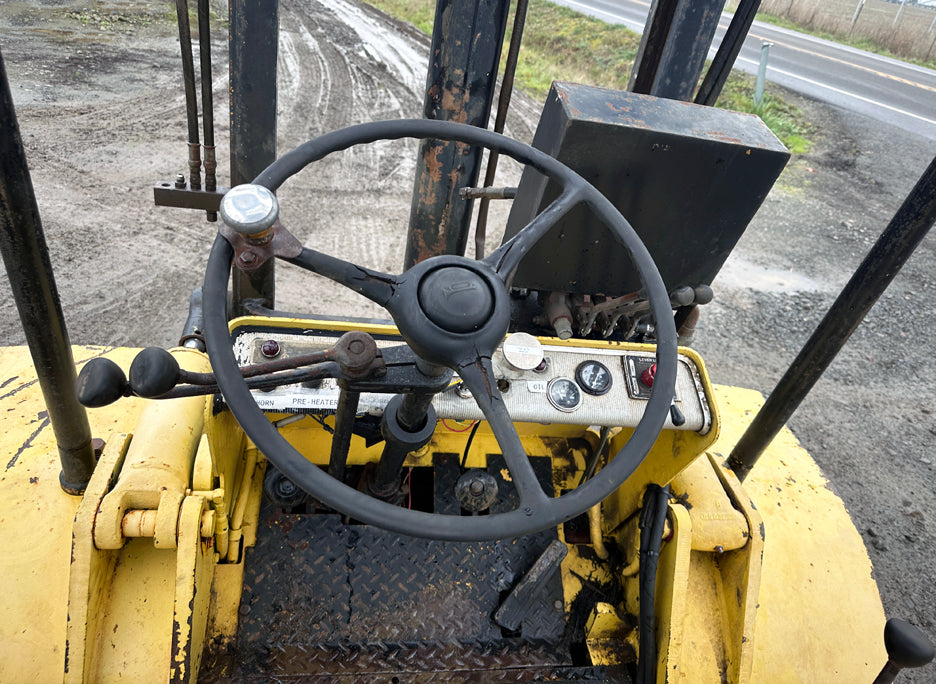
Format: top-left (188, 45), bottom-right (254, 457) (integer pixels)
top-left (553, 0), bottom-right (936, 140)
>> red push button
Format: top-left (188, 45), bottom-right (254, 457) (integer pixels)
top-left (640, 363), bottom-right (657, 388)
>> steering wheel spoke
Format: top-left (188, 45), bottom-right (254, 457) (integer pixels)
top-left (482, 187), bottom-right (584, 283)
top-left (285, 247), bottom-right (400, 309)
top-left (456, 357), bottom-right (549, 509)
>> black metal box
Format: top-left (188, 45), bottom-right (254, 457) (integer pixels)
top-left (502, 83), bottom-right (790, 297)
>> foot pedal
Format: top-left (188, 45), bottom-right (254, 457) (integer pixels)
top-left (495, 539), bottom-right (568, 632)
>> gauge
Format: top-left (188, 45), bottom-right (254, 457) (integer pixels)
top-left (546, 377), bottom-right (582, 412)
top-left (575, 360), bottom-right (612, 396)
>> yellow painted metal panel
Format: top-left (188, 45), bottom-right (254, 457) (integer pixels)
top-left (0, 347), bottom-right (146, 681)
top-left (92, 539), bottom-right (177, 681)
top-left (681, 550), bottom-right (730, 676)
top-left (710, 384), bottom-right (886, 681)
top-left (171, 495), bottom-right (215, 682)
top-left (655, 503), bottom-right (692, 681)
top-left (205, 560), bottom-right (247, 650)
top-left (0, 337), bottom-right (889, 683)
top-left (66, 433), bottom-right (131, 682)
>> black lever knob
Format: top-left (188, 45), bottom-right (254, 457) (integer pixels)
top-left (76, 358), bottom-right (130, 407)
top-left (693, 284), bottom-right (714, 305)
top-left (669, 286), bottom-right (695, 308)
top-left (669, 400), bottom-right (686, 427)
top-left (873, 618), bottom-right (935, 684)
top-left (129, 347), bottom-right (181, 398)
top-left (885, 618), bottom-right (934, 668)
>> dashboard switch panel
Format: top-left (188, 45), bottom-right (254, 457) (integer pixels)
top-left (230, 326), bottom-right (714, 434)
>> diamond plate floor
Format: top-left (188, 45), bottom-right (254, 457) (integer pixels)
top-left (200, 457), bottom-right (630, 682)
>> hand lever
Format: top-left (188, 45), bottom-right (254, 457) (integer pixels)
top-left (872, 618), bottom-right (935, 684)
top-left (129, 347), bottom-right (183, 398)
top-left (75, 358), bottom-right (131, 407)
top-left (76, 331), bottom-right (383, 406)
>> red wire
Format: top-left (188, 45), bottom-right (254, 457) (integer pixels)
top-left (442, 419), bottom-right (478, 433)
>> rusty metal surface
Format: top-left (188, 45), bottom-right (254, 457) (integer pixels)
top-left (153, 183), bottom-right (228, 211)
top-left (202, 456), bottom-right (577, 679)
top-left (403, 0), bottom-right (511, 268)
top-left (219, 220), bottom-right (303, 272)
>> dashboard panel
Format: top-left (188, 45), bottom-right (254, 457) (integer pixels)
top-left (230, 324), bottom-right (713, 433)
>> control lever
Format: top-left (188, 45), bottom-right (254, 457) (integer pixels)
top-left (872, 618), bottom-right (934, 683)
top-left (74, 358), bottom-right (131, 408)
top-left (76, 331), bottom-right (383, 406)
top-left (669, 399), bottom-right (685, 427)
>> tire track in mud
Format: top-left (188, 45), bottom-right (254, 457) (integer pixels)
top-left (0, 0), bottom-right (536, 344)
top-left (270, 0), bottom-right (538, 316)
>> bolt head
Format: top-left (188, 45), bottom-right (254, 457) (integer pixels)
top-left (238, 250), bottom-right (258, 265)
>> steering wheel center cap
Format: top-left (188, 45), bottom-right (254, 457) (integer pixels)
top-left (417, 266), bottom-right (494, 333)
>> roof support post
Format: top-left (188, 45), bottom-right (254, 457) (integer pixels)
top-left (404, 0), bottom-right (511, 268)
top-left (629, 0), bottom-right (724, 102)
top-left (229, 0), bottom-right (279, 314)
top-left (0, 50), bottom-right (96, 493)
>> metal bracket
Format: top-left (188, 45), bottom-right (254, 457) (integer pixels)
top-left (219, 220), bottom-right (303, 272)
top-left (153, 181), bottom-right (228, 211)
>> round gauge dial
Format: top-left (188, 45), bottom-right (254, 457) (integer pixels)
top-left (575, 360), bottom-right (612, 396)
top-left (546, 377), bottom-right (583, 412)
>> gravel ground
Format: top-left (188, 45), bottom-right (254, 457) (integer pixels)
top-left (696, 95), bottom-right (936, 672)
top-left (0, 0), bottom-right (933, 677)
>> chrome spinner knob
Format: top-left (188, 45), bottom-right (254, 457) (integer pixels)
top-left (219, 184), bottom-right (279, 235)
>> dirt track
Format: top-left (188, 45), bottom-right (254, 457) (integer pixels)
top-left (0, 0), bottom-right (933, 672)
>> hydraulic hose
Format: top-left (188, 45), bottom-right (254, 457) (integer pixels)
top-left (174, 0), bottom-right (202, 190)
top-left (636, 483), bottom-right (670, 684)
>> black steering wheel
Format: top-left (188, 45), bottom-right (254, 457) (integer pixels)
top-left (202, 119), bottom-right (677, 541)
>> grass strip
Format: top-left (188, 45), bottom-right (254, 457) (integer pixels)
top-left (366, 0), bottom-right (812, 154)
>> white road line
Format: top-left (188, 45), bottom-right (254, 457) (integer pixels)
top-left (745, 29), bottom-right (936, 93)
top-left (737, 56), bottom-right (936, 126)
top-left (556, 0), bottom-right (935, 130)
top-left (555, 0), bottom-right (645, 30)
top-left (747, 19), bottom-right (936, 79)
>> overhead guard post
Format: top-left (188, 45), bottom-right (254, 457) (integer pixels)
top-left (628, 0), bottom-right (724, 102)
top-left (695, 0), bottom-right (763, 106)
top-left (0, 50), bottom-right (97, 493)
top-left (404, 0), bottom-right (511, 268)
top-left (229, 0), bottom-right (279, 314)
top-left (728, 154), bottom-right (936, 480)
